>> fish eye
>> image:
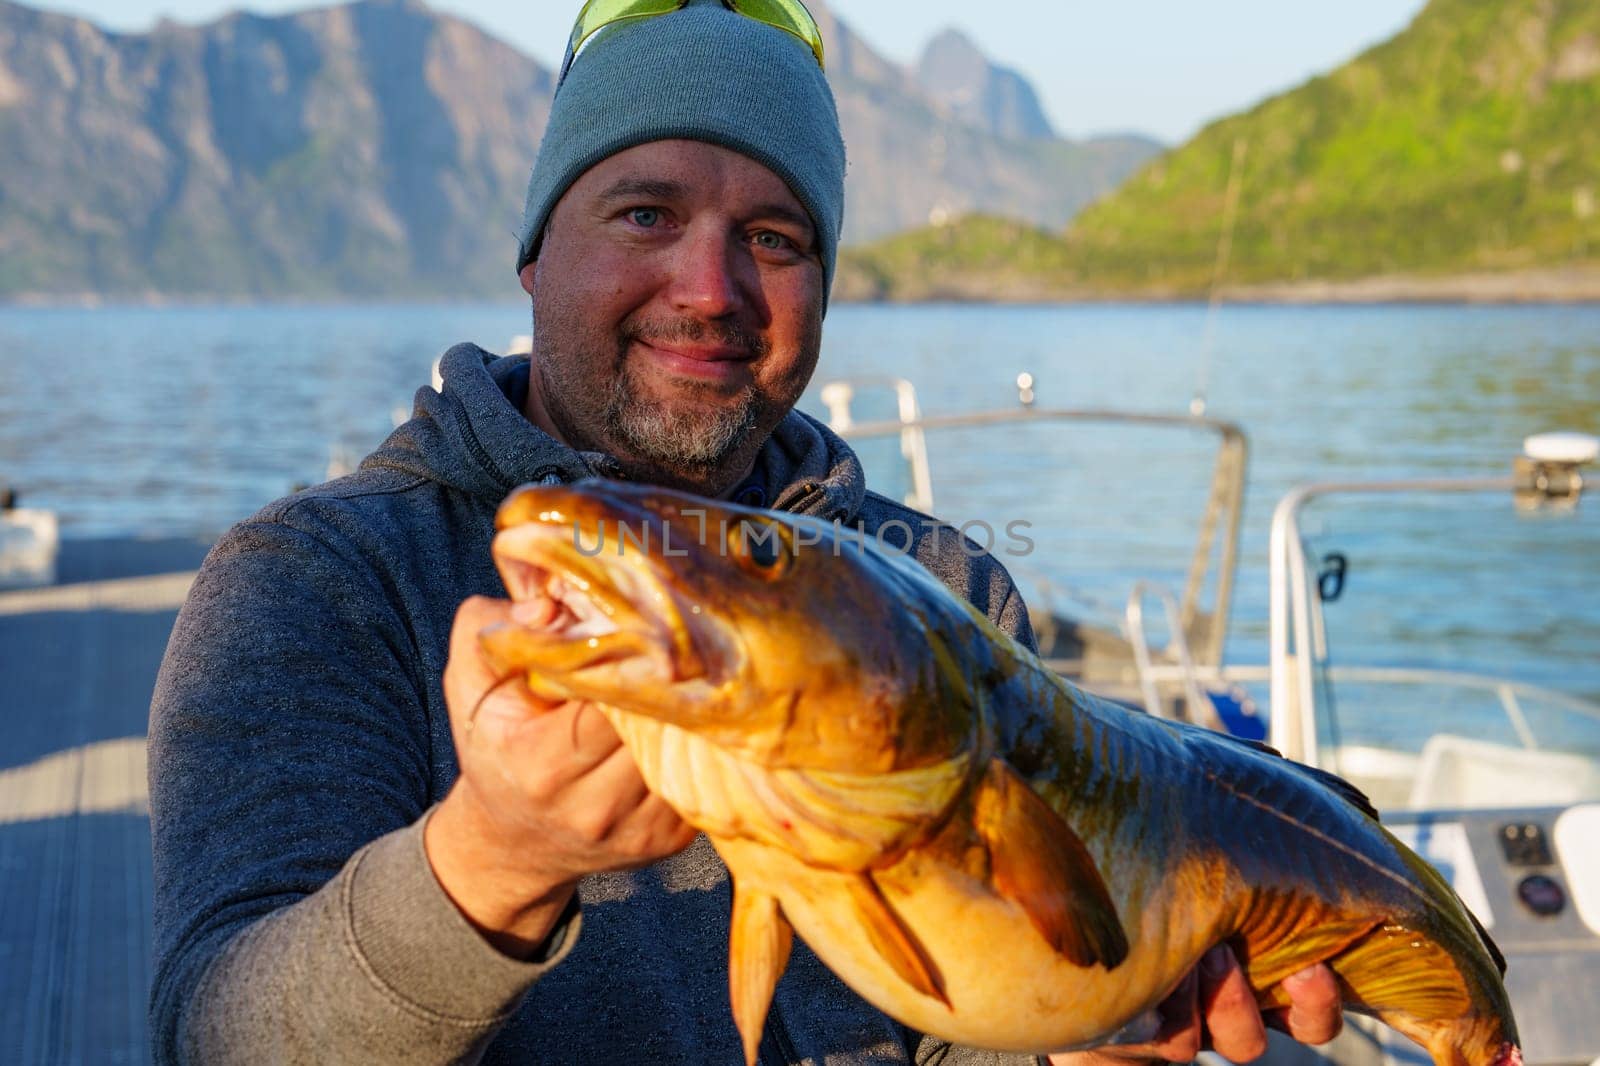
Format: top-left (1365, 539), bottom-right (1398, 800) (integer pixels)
top-left (729, 520), bottom-right (791, 576)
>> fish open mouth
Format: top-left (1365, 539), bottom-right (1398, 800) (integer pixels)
top-left (483, 523), bottom-right (706, 696)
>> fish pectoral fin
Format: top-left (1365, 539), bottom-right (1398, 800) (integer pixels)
top-left (729, 886), bottom-right (794, 1066)
top-left (974, 758), bottom-right (1129, 969)
top-left (845, 873), bottom-right (951, 1010)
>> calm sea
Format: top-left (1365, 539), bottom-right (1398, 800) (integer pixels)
top-left (2, 302), bottom-right (1597, 722)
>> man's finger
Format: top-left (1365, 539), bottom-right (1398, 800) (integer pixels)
top-left (569, 738), bottom-right (657, 818)
top-left (449, 596), bottom-right (514, 677)
top-left (1265, 964), bottom-right (1344, 1045)
top-left (488, 701), bottom-right (625, 791)
top-left (1198, 944), bottom-right (1267, 1062)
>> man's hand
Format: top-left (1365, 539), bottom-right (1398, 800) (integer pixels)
top-left (1049, 945), bottom-right (1343, 1065)
top-left (424, 595), bottom-right (698, 959)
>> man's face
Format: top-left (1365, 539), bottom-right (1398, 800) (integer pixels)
top-left (521, 139), bottom-right (826, 497)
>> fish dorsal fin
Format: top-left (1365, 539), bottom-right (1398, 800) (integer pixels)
top-left (1294, 760), bottom-right (1381, 823)
top-left (844, 873), bottom-right (951, 1009)
top-left (1209, 730), bottom-right (1382, 823)
top-left (1465, 902), bottom-right (1507, 977)
top-left (729, 885), bottom-right (794, 1066)
top-left (973, 758), bottom-right (1129, 969)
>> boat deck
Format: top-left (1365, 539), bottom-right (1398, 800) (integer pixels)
top-left (0, 538), bottom-right (209, 1066)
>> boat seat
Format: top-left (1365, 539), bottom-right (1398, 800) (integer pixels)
top-left (1408, 734), bottom-right (1600, 809)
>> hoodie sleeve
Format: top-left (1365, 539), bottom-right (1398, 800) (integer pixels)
top-left (148, 514), bottom-right (576, 1065)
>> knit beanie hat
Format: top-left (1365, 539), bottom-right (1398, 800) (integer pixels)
top-left (514, 0), bottom-right (847, 301)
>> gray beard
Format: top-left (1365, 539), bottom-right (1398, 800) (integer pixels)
top-left (602, 364), bottom-right (761, 472)
top-left (532, 343), bottom-right (766, 484)
top-left (528, 283), bottom-right (795, 489)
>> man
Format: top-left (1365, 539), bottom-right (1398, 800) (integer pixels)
top-left (148, 1), bottom-right (1342, 1062)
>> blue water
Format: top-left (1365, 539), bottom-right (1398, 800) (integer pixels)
top-left (3, 302), bottom-right (1597, 712)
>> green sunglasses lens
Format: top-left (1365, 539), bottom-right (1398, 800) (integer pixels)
top-left (560, 0), bottom-right (827, 87)
top-left (731, 0), bottom-right (825, 69)
top-left (566, 0), bottom-right (684, 63)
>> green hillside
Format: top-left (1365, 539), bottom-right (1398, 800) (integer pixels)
top-left (835, 216), bottom-right (1082, 302)
top-left (840, 0), bottom-right (1600, 299)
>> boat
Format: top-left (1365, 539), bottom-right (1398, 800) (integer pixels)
top-left (1248, 430), bottom-right (1600, 1066)
top-left (819, 376), bottom-right (1600, 1066)
top-left (0, 485), bottom-right (59, 590)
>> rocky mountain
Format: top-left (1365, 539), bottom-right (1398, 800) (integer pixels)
top-left (0, 0), bottom-right (1160, 301)
top-left (842, 0), bottom-right (1600, 300)
top-left (0, 0), bottom-right (553, 299)
top-left (914, 28), bottom-right (1055, 141)
top-left (811, 4), bottom-right (1160, 242)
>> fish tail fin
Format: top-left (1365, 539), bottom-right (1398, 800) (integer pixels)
top-left (973, 758), bottom-right (1128, 969)
top-left (1426, 1034), bottom-right (1471, 1066)
top-left (1421, 1030), bottom-right (1522, 1066)
top-left (729, 885), bottom-right (794, 1066)
top-left (1490, 1041), bottom-right (1523, 1066)
top-left (1323, 925), bottom-right (1516, 1066)
top-left (1337, 1005), bottom-right (1518, 1066)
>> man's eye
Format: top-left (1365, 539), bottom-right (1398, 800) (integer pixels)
top-left (628, 208), bottom-right (661, 227)
top-left (753, 231), bottom-right (792, 252)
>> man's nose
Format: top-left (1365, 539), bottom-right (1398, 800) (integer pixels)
top-left (665, 225), bottom-right (746, 318)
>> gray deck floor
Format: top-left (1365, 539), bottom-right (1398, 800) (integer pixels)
top-left (1, 538), bottom-right (209, 1066)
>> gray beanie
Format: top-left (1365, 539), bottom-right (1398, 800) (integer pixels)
top-left (515, 0), bottom-right (846, 300)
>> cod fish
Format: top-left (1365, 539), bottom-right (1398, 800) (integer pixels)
top-left (479, 481), bottom-right (1518, 1066)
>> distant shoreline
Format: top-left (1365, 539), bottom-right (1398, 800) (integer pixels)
top-left (830, 265), bottom-right (1600, 306)
top-left (0, 294), bottom-right (532, 309)
top-left (1216, 268), bottom-right (1600, 306)
top-left (6, 268), bottom-right (1600, 308)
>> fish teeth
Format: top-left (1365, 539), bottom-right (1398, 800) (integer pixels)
top-left (554, 584), bottom-right (621, 639)
top-left (566, 614), bottom-right (620, 639)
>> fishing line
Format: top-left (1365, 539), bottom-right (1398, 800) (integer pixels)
top-left (467, 670), bottom-right (529, 731)
top-left (1193, 137), bottom-right (1249, 418)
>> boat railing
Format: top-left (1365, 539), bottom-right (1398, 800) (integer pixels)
top-left (820, 373), bottom-right (1249, 670)
top-left (1144, 661), bottom-right (1600, 729)
top-left (1124, 580), bottom-right (1225, 730)
top-left (1142, 662), bottom-right (1600, 810)
top-left (818, 376), bottom-right (934, 511)
top-left (1266, 433), bottom-right (1598, 767)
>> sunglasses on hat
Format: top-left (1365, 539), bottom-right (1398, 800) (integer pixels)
top-left (558, 0), bottom-right (826, 88)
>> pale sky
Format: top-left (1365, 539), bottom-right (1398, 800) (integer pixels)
top-left (23, 0), bottom-right (1429, 143)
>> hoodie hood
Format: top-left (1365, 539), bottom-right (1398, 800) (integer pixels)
top-left (365, 342), bottom-right (868, 521)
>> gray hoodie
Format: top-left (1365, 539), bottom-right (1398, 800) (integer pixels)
top-left (148, 344), bottom-right (1039, 1066)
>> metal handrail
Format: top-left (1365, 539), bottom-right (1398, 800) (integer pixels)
top-left (1149, 662), bottom-right (1600, 711)
top-left (819, 377), bottom-right (934, 511)
top-left (1144, 662), bottom-right (1600, 759)
top-left (1125, 581), bottom-right (1225, 730)
top-left (1267, 474), bottom-right (1571, 764)
top-left (831, 395), bottom-right (1249, 669)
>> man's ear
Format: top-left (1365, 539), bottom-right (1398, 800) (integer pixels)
top-left (519, 260), bottom-right (538, 297)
